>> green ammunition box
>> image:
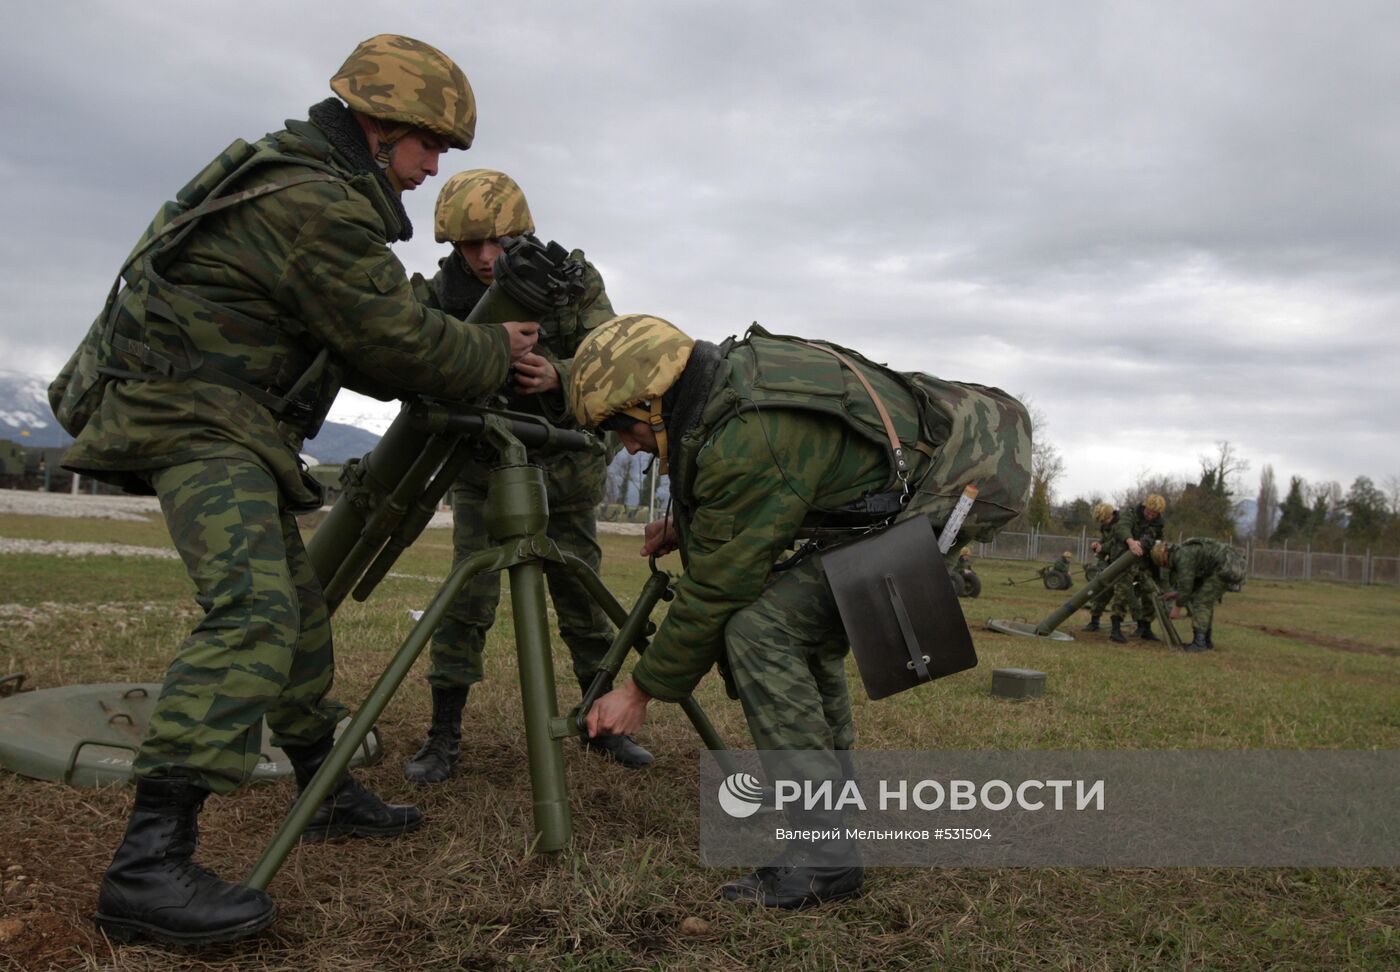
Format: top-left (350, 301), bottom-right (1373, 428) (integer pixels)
top-left (991, 667), bottom-right (1045, 702)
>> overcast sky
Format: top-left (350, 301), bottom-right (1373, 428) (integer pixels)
top-left (5, 1), bottom-right (1398, 502)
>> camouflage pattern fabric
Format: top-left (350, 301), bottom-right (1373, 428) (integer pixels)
top-left (720, 326), bottom-right (1031, 541)
top-left (434, 169), bottom-right (534, 243)
top-left (623, 329), bottom-right (1027, 703)
top-left (52, 109), bottom-right (511, 509)
top-left (726, 552), bottom-right (854, 759)
top-left (1102, 505), bottom-right (1162, 623)
top-left (569, 315), bottom-right (695, 428)
top-left (1166, 538), bottom-right (1239, 630)
top-left (423, 246), bottom-right (615, 692)
top-left (133, 454), bottom-right (347, 794)
top-left (1083, 516), bottom-right (1115, 614)
top-left (1109, 571), bottom-right (1154, 624)
top-left (636, 407), bottom-right (896, 703)
top-left (50, 103), bottom-right (511, 793)
top-left (331, 34), bottom-right (476, 149)
top-left (1050, 555), bottom-right (1072, 578)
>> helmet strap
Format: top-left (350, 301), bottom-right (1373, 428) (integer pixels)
top-left (370, 119), bottom-right (415, 192)
top-left (620, 401), bottom-right (670, 474)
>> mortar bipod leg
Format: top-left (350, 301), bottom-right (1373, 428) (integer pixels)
top-left (562, 554), bottom-right (737, 770)
top-left (507, 556), bottom-right (572, 852)
top-left (243, 546), bottom-right (505, 891)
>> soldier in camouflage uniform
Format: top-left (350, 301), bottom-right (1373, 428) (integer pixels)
top-left (47, 36), bottom-right (538, 946)
top-left (1153, 538), bottom-right (1245, 652)
top-left (570, 315), bottom-right (1031, 910)
top-left (1081, 502), bottom-right (1116, 631)
top-left (1098, 494), bottom-right (1166, 643)
top-left (402, 169), bottom-right (651, 786)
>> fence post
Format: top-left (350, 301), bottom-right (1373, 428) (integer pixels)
top-left (1305, 544), bottom-right (1311, 581)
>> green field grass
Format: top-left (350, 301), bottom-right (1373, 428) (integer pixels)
top-left (0, 510), bottom-right (1396, 970)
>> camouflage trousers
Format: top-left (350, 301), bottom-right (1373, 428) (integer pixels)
top-left (724, 553), bottom-right (855, 759)
top-left (1084, 559), bottom-right (1113, 614)
top-left (1110, 564), bottom-right (1154, 623)
top-left (1183, 576), bottom-right (1228, 630)
top-left (427, 477), bottom-right (612, 690)
top-left (134, 455), bottom-right (346, 794)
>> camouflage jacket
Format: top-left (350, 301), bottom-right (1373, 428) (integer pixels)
top-left (1105, 504), bottom-right (1163, 559)
top-left (1166, 538), bottom-right (1234, 595)
top-left (1097, 515), bottom-right (1131, 560)
top-left (1131, 504), bottom-right (1165, 542)
top-left (424, 247), bottom-right (615, 509)
top-left (631, 327), bottom-right (1030, 702)
top-left (54, 100), bottom-right (512, 509)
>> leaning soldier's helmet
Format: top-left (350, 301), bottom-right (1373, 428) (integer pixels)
top-left (435, 169), bottom-right (534, 243)
top-left (1091, 502), bottom-right (1114, 524)
top-left (1144, 493), bottom-right (1167, 513)
top-left (569, 315), bottom-right (694, 430)
top-left (331, 34), bottom-right (477, 150)
top-left (1151, 540), bottom-right (1170, 567)
top-left (1062, 550), bottom-right (1073, 559)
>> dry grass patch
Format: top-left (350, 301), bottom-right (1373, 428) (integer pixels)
top-left (0, 521), bottom-right (1396, 969)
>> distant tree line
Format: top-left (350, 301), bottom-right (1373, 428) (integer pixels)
top-left (1015, 432), bottom-right (1400, 555)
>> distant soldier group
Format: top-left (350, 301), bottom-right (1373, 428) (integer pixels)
top-left (1079, 495), bottom-right (1243, 652)
top-left (1082, 495), bottom-right (1166, 642)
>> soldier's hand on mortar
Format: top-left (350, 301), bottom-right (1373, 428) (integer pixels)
top-left (1169, 605), bottom-right (1182, 620)
top-left (586, 680), bottom-right (651, 737)
top-left (502, 321), bottom-right (540, 362)
top-left (1127, 538), bottom-right (1144, 557)
top-left (512, 352), bottom-right (560, 395)
top-left (640, 517), bottom-right (679, 557)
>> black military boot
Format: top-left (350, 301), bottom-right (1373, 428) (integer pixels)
top-left (1080, 614), bottom-right (1102, 632)
top-left (721, 807), bottom-right (864, 909)
top-left (579, 675), bottom-right (654, 768)
top-left (1183, 628), bottom-right (1212, 652)
top-left (283, 734), bottom-right (424, 841)
top-left (1109, 617), bottom-right (1127, 643)
top-left (93, 776), bottom-right (276, 946)
top-left (1206, 626), bottom-right (1215, 650)
top-left (403, 685), bottom-right (470, 784)
top-left (721, 861), bottom-right (865, 909)
top-left (1133, 620), bottom-right (1160, 642)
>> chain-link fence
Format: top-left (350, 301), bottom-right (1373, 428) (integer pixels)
top-left (974, 530), bottom-right (1400, 587)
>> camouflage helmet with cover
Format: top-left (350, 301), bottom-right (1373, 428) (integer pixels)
top-left (434, 169), bottom-right (534, 243)
top-left (570, 315), bottom-right (694, 430)
top-left (1091, 501), bottom-right (1114, 524)
top-left (1151, 540), bottom-right (1171, 567)
top-left (331, 34), bottom-right (477, 150)
top-left (1144, 493), bottom-right (1167, 514)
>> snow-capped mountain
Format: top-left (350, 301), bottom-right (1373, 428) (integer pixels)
top-left (0, 369), bottom-right (382, 463)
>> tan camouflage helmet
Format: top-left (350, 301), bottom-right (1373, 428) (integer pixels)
top-left (331, 34), bottom-right (477, 150)
top-left (570, 315), bottom-right (694, 429)
top-left (1144, 493), bottom-right (1167, 514)
top-left (1151, 540), bottom-right (1171, 567)
top-left (1091, 501), bottom-right (1114, 524)
top-left (435, 169), bottom-right (534, 243)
